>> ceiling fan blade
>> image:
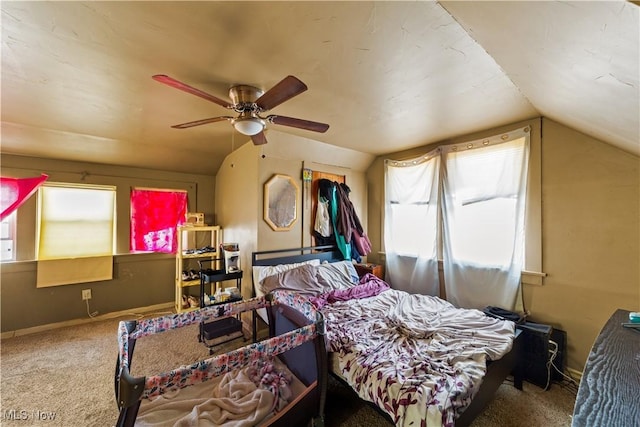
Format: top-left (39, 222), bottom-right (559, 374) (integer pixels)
top-left (153, 75), bottom-right (232, 109)
top-left (251, 131), bottom-right (268, 145)
top-left (268, 115), bottom-right (330, 133)
top-left (171, 116), bottom-right (232, 129)
top-left (255, 76), bottom-right (308, 111)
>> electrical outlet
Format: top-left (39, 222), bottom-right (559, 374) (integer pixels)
top-left (82, 289), bottom-right (92, 300)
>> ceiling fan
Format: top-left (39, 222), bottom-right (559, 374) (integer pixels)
top-left (152, 74), bottom-right (330, 145)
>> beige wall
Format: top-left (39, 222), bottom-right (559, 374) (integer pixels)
top-left (365, 117), bottom-right (640, 372)
top-left (528, 118), bottom-right (639, 370)
top-left (215, 140), bottom-right (260, 299)
top-left (256, 155), bottom-right (306, 252)
top-left (1, 154), bottom-right (216, 332)
top-left (215, 131), bottom-right (373, 299)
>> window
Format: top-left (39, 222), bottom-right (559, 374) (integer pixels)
top-left (36, 183), bottom-right (116, 288)
top-left (386, 153), bottom-right (439, 258)
top-left (0, 173), bottom-right (48, 261)
top-left (1, 212), bottom-right (16, 261)
top-left (1, 174), bottom-right (48, 220)
top-left (385, 126), bottom-right (535, 309)
top-left (37, 184), bottom-right (116, 259)
top-left (130, 188), bottom-right (188, 254)
top-left (386, 141), bottom-right (528, 266)
top-left (441, 137), bottom-right (528, 267)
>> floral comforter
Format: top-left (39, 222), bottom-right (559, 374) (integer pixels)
top-left (320, 287), bottom-right (514, 427)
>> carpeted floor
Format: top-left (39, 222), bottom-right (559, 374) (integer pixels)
top-left (0, 314), bottom-right (577, 426)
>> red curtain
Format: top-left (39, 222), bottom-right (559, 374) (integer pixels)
top-left (130, 189), bottom-right (188, 253)
top-left (0, 174), bottom-right (49, 220)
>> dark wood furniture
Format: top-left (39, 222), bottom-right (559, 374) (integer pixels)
top-left (572, 309), bottom-right (640, 426)
top-left (354, 262), bottom-right (384, 280)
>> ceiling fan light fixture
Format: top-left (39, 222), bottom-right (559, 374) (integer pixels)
top-left (233, 117), bottom-right (265, 136)
top-left (155, 75), bottom-right (329, 145)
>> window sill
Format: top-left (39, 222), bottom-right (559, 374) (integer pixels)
top-left (521, 270), bottom-right (547, 286)
top-left (378, 252), bottom-right (546, 286)
top-left (1, 252), bottom-right (174, 271)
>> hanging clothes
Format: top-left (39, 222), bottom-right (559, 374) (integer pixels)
top-left (329, 183), bottom-right (351, 260)
top-left (335, 183), bottom-right (371, 256)
top-left (313, 179), bottom-right (337, 247)
top-left (334, 183), bottom-right (354, 243)
top-left (313, 179), bottom-right (370, 260)
top-left (352, 228), bottom-right (372, 256)
top-left (351, 239), bottom-right (362, 263)
top-left (314, 193), bottom-right (332, 237)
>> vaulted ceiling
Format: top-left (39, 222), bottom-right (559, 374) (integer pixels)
top-left (1, 1), bottom-right (638, 175)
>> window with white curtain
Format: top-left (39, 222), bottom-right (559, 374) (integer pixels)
top-left (386, 153), bottom-right (439, 258)
top-left (384, 152), bottom-right (441, 295)
top-left (442, 138), bottom-right (528, 267)
top-left (384, 126), bottom-right (533, 309)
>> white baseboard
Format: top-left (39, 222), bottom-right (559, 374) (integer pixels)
top-left (1, 302), bottom-right (174, 340)
top-left (566, 367), bottom-right (583, 382)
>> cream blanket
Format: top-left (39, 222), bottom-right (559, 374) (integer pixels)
top-left (136, 366), bottom-right (275, 427)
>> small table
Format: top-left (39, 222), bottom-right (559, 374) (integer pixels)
top-left (571, 309), bottom-right (640, 426)
top-left (354, 263), bottom-right (384, 280)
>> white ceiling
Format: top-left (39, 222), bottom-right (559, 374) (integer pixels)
top-left (1, 1), bottom-right (638, 175)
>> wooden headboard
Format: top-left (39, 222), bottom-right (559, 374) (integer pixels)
top-left (251, 245), bottom-right (343, 267)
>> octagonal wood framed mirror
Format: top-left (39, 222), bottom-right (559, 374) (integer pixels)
top-left (264, 174), bottom-right (299, 231)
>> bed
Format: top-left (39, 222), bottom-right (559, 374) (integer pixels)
top-left (114, 290), bottom-right (327, 427)
top-left (252, 246), bottom-right (523, 427)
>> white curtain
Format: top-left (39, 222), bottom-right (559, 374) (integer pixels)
top-left (441, 133), bottom-right (529, 310)
top-left (384, 151), bottom-right (440, 295)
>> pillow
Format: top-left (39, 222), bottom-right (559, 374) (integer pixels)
top-left (252, 259), bottom-right (321, 297)
top-left (315, 261), bottom-right (359, 291)
top-left (259, 264), bottom-right (325, 295)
